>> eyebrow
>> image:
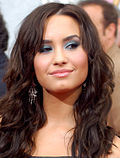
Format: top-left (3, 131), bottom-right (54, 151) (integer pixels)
top-left (42, 35), bottom-right (80, 44)
top-left (63, 35), bottom-right (80, 42)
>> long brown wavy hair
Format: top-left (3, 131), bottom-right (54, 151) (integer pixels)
top-left (0, 2), bottom-right (115, 158)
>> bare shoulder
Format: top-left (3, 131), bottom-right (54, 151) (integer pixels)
top-left (108, 136), bottom-right (120, 158)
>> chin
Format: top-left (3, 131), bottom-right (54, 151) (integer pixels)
top-left (47, 85), bottom-right (81, 95)
top-left (49, 88), bottom-right (71, 94)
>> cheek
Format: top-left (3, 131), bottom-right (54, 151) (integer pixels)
top-left (34, 55), bottom-right (51, 77)
top-left (70, 51), bottom-right (88, 83)
top-left (71, 51), bottom-right (88, 70)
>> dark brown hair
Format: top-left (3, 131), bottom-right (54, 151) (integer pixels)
top-left (78, 0), bottom-right (118, 36)
top-left (0, 2), bottom-right (115, 158)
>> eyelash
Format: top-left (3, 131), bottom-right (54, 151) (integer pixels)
top-left (39, 46), bottom-right (53, 53)
top-left (39, 41), bottom-right (80, 53)
top-left (64, 41), bottom-right (80, 50)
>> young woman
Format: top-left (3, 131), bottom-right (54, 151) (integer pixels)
top-left (0, 2), bottom-right (120, 158)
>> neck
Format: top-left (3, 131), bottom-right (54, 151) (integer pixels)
top-left (42, 88), bottom-right (81, 126)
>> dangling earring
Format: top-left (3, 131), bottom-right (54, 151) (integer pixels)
top-left (28, 86), bottom-right (37, 104)
top-left (83, 82), bottom-right (86, 88)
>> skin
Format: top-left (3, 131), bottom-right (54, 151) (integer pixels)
top-left (34, 16), bottom-right (88, 95)
top-left (32, 14), bottom-right (120, 157)
top-left (116, 17), bottom-right (120, 47)
top-left (33, 14), bottom-right (88, 156)
top-left (82, 4), bottom-right (116, 52)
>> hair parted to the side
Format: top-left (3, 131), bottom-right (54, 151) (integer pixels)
top-left (0, 2), bottom-right (115, 158)
top-left (78, 0), bottom-right (118, 36)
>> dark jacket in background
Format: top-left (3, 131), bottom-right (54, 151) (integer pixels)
top-left (0, 49), bottom-right (8, 97)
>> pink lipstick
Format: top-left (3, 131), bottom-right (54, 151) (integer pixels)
top-left (50, 69), bottom-right (73, 78)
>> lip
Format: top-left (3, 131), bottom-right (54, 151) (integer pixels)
top-left (49, 69), bottom-right (73, 78)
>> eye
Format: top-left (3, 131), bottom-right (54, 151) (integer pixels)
top-left (39, 45), bottom-right (53, 53)
top-left (64, 41), bottom-right (80, 50)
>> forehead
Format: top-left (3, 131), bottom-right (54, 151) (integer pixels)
top-left (83, 5), bottom-right (104, 26)
top-left (43, 15), bottom-right (80, 40)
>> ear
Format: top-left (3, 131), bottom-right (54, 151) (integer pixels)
top-left (105, 23), bottom-right (116, 39)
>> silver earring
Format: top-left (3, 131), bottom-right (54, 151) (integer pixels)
top-left (83, 82), bottom-right (86, 88)
top-left (28, 86), bottom-right (37, 104)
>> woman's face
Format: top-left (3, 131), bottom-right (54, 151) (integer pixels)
top-left (34, 15), bottom-right (88, 94)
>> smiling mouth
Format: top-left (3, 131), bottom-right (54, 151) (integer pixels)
top-left (49, 69), bottom-right (73, 78)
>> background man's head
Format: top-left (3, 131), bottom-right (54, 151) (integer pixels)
top-left (116, 9), bottom-right (120, 48)
top-left (78, 0), bottom-right (118, 52)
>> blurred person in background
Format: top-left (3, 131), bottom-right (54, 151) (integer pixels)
top-left (78, 0), bottom-right (120, 135)
top-left (116, 8), bottom-right (120, 47)
top-left (0, 10), bottom-right (9, 97)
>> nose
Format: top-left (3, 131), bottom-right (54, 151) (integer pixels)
top-left (52, 47), bottom-right (68, 66)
